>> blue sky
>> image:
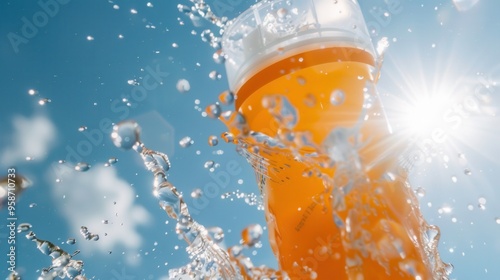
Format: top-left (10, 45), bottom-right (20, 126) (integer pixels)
top-left (0, 0), bottom-right (499, 279)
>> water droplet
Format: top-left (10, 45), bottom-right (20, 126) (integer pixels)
top-left (25, 156), bottom-right (34, 161)
top-left (478, 197), bottom-right (486, 210)
top-left (241, 224), bottom-right (263, 247)
top-left (111, 121), bottom-right (141, 150)
top-left (78, 126), bottom-right (87, 132)
top-left (17, 223), bottom-right (32, 233)
top-left (28, 89), bottom-right (37, 95)
top-left (458, 153), bottom-right (467, 165)
top-left (102, 220), bottom-right (109, 224)
top-left (179, 136), bottom-right (194, 148)
top-left (451, 176), bottom-right (458, 183)
top-left (86, 35), bottom-right (94, 41)
top-left (74, 162), bottom-right (91, 172)
top-left (108, 157), bottom-right (118, 165)
top-left (424, 225), bottom-right (440, 247)
top-left (495, 218), bottom-right (500, 224)
top-left (277, 7), bottom-right (287, 18)
top-left (130, 8), bottom-right (138, 14)
top-left (80, 226), bottom-right (99, 241)
top-left (229, 245), bottom-right (243, 258)
top-left (262, 95), bottom-right (298, 129)
top-left (205, 103), bottom-right (222, 118)
top-left (304, 93), bottom-right (316, 107)
top-left (29, 203), bottom-right (37, 208)
top-left (38, 98), bottom-right (51, 106)
top-left (146, 2), bottom-right (153, 7)
top-left (209, 70), bottom-right (221, 80)
top-left (176, 79), bottom-right (191, 93)
top-left (464, 168), bottom-right (472, 175)
top-left (478, 197), bottom-right (487, 205)
top-left (415, 187), bottom-right (426, 198)
top-left (297, 76), bottom-right (306, 85)
top-left (208, 135), bottom-right (218, 147)
top-left (213, 49), bottom-right (226, 64)
top-left (204, 160), bottom-right (215, 169)
top-left (207, 227), bottom-right (225, 243)
top-left (218, 90), bottom-right (235, 106)
top-left (439, 206), bottom-right (452, 214)
top-left (25, 231), bottom-right (36, 240)
top-left (191, 188), bottom-right (203, 199)
top-left (330, 90), bottom-right (345, 106)
top-left (221, 132), bottom-right (234, 143)
top-left (66, 238), bottom-right (76, 245)
top-left (467, 204), bottom-right (474, 211)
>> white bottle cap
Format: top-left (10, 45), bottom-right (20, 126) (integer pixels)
top-left (222, 0), bottom-right (375, 92)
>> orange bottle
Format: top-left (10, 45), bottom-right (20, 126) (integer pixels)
top-left (221, 0), bottom-right (449, 279)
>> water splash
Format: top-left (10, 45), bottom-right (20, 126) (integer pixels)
top-left (261, 95), bottom-right (298, 130)
top-left (6, 272), bottom-right (21, 280)
top-left (74, 162), bottom-right (91, 172)
top-left (374, 37), bottom-right (390, 83)
top-left (183, 1), bottom-right (450, 278)
top-left (110, 120), bottom-right (288, 278)
top-left (111, 120), bottom-right (241, 279)
top-left (179, 136), bottom-right (194, 148)
top-left (221, 189), bottom-right (264, 210)
top-left (179, 1), bottom-right (229, 29)
top-left (208, 135), bottom-right (219, 146)
top-left (228, 224), bottom-right (287, 279)
top-left (207, 86), bottom-right (451, 278)
top-left (218, 90), bottom-right (234, 106)
top-left (79, 226), bottom-right (99, 241)
top-left (176, 79), bottom-right (191, 93)
top-left (17, 223), bottom-right (32, 233)
top-left (23, 230), bottom-right (86, 279)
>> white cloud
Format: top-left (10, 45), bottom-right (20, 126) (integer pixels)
top-left (51, 164), bottom-right (152, 265)
top-left (1, 115), bottom-right (57, 166)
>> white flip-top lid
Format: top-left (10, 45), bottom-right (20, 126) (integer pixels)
top-left (222, 0), bottom-right (375, 92)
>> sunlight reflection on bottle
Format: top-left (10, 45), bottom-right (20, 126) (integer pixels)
top-left (19, 230), bottom-right (86, 279)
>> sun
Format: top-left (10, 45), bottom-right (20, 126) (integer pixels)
top-left (379, 39), bottom-right (499, 171)
top-left (397, 93), bottom-right (451, 139)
